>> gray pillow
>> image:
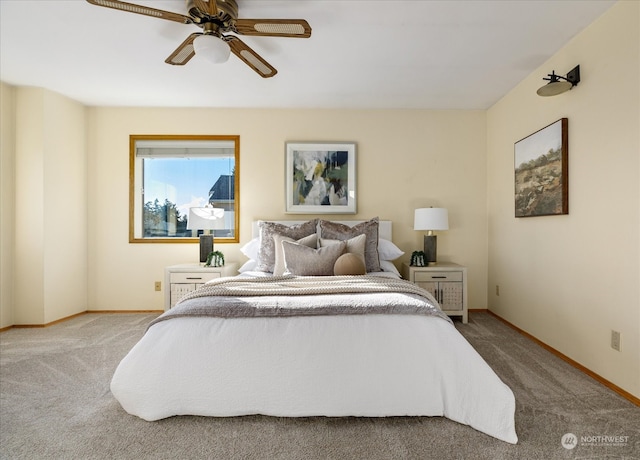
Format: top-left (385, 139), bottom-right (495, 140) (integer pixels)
top-left (319, 234), bottom-right (366, 266)
top-left (256, 220), bottom-right (318, 273)
top-left (282, 240), bottom-right (346, 276)
top-left (273, 233), bottom-right (318, 276)
top-left (319, 217), bottom-right (380, 272)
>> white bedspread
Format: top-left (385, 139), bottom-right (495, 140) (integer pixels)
top-left (111, 311), bottom-right (517, 443)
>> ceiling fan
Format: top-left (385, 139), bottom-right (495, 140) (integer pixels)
top-left (85, 0), bottom-right (312, 78)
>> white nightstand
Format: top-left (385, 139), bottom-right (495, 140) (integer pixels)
top-left (401, 262), bottom-right (468, 323)
top-left (164, 263), bottom-right (238, 311)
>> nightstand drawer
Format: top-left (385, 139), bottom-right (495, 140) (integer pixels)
top-left (170, 272), bottom-right (221, 284)
top-left (414, 271), bottom-right (463, 283)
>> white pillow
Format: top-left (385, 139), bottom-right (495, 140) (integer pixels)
top-left (240, 237), bottom-right (260, 261)
top-left (238, 259), bottom-right (258, 273)
top-left (379, 260), bottom-right (401, 276)
top-left (378, 238), bottom-right (404, 261)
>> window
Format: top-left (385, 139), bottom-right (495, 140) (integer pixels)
top-left (129, 135), bottom-right (239, 243)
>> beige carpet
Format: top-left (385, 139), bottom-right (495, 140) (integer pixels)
top-left (1, 312), bottom-right (638, 459)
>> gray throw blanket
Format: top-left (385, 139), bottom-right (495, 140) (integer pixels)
top-left (149, 275), bottom-right (452, 331)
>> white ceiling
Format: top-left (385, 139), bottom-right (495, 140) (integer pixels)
top-left (0, 0), bottom-right (615, 109)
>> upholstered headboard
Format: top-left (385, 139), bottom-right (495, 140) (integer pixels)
top-left (251, 220), bottom-right (393, 241)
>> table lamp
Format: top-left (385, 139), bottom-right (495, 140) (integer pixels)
top-left (187, 207), bottom-right (225, 263)
top-left (414, 207), bottom-right (449, 265)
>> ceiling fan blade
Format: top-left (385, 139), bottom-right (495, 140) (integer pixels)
top-left (227, 36), bottom-right (277, 78)
top-left (86, 0), bottom-right (192, 24)
top-left (234, 19), bottom-right (311, 38)
top-left (165, 33), bottom-right (200, 65)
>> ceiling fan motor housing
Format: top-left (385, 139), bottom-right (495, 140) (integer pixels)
top-left (187, 0), bottom-right (238, 25)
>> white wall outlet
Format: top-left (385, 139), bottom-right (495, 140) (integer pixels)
top-left (154, 281), bottom-right (162, 292)
top-left (611, 330), bottom-right (621, 351)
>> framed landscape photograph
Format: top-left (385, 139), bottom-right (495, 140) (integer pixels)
top-left (514, 118), bottom-right (568, 217)
top-left (285, 142), bottom-right (356, 214)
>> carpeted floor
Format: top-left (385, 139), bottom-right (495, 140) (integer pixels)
top-left (0, 312), bottom-right (638, 460)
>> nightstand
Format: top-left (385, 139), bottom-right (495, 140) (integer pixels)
top-left (401, 262), bottom-right (468, 323)
top-left (164, 263), bottom-right (238, 311)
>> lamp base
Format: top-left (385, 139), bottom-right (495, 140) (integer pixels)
top-left (199, 234), bottom-right (213, 263)
top-left (423, 234), bottom-right (437, 265)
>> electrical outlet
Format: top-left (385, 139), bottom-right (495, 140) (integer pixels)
top-left (611, 330), bottom-right (621, 351)
top-left (495, 285), bottom-right (500, 296)
top-left (154, 281), bottom-right (162, 292)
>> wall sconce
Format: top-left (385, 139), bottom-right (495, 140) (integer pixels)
top-left (187, 206), bottom-right (225, 263)
top-left (537, 65), bottom-right (581, 97)
top-left (414, 207), bottom-right (449, 265)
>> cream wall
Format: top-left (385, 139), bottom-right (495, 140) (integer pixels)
top-left (0, 83), bottom-right (16, 328)
top-left (12, 87), bottom-right (88, 325)
top-left (486, 1), bottom-right (639, 397)
top-left (86, 108), bottom-right (487, 311)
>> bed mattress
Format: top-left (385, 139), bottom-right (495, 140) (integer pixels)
top-left (111, 276), bottom-right (517, 444)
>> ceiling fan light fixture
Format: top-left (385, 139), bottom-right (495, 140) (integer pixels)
top-left (193, 34), bottom-right (231, 63)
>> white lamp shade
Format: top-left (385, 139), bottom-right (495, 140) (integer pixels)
top-left (193, 34), bottom-right (231, 63)
top-left (414, 208), bottom-right (449, 231)
top-left (187, 207), bottom-right (225, 230)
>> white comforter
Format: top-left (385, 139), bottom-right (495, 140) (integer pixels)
top-left (111, 291), bottom-right (518, 443)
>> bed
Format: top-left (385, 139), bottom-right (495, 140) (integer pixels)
top-left (111, 219), bottom-right (518, 444)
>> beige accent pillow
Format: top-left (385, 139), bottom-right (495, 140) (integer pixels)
top-left (273, 233), bottom-right (318, 276)
top-left (282, 240), bottom-right (346, 276)
top-left (333, 253), bottom-right (366, 276)
top-left (319, 217), bottom-right (380, 272)
top-left (256, 220), bottom-right (318, 273)
top-left (319, 234), bottom-right (366, 266)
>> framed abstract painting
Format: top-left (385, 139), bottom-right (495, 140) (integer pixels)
top-left (285, 142), bottom-right (356, 214)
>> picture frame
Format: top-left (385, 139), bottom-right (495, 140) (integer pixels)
top-left (285, 142), bottom-right (356, 214)
top-left (514, 118), bottom-right (568, 217)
